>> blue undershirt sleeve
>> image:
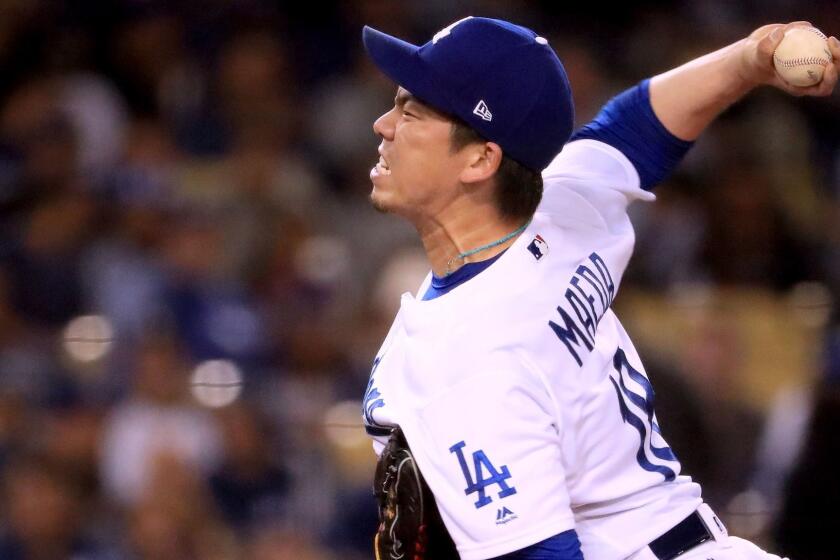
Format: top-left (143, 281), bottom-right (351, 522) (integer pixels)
top-left (491, 530), bottom-right (584, 560)
top-left (569, 78), bottom-right (694, 190)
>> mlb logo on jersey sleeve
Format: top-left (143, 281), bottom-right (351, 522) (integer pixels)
top-left (527, 235), bottom-right (549, 260)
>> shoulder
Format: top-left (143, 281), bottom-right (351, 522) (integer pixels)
top-left (537, 139), bottom-right (654, 235)
top-left (543, 138), bottom-right (642, 190)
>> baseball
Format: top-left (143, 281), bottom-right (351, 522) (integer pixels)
top-left (773, 26), bottom-right (832, 87)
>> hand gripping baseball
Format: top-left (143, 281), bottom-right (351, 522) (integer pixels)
top-left (739, 21), bottom-right (839, 97)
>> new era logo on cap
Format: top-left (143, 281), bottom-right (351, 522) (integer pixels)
top-left (473, 100), bottom-right (492, 121)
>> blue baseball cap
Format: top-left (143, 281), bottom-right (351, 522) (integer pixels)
top-left (363, 16), bottom-right (574, 172)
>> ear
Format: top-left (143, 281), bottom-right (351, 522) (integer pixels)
top-left (459, 142), bottom-right (503, 185)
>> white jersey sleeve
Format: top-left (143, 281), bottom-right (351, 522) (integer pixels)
top-left (541, 138), bottom-right (655, 233)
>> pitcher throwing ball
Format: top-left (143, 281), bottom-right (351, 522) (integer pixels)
top-left (361, 16), bottom-right (838, 560)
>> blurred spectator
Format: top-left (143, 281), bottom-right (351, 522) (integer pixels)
top-left (108, 7), bottom-right (198, 120)
top-left (80, 118), bottom-right (175, 349)
top-left (0, 454), bottom-right (113, 559)
top-left (773, 381), bottom-right (840, 560)
top-left (209, 404), bottom-right (290, 531)
top-left (58, 73), bottom-right (129, 180)
top-left (679, 315), bottom-right (763, 514)
top-left (772, 314), bottom-right (840, 559)
top-left (3, 190), bottom-right (96, 327)
top-left (0, 267), bottom-right (66, 405)
top-left (246, 526), bottom-right (331, 560)
top-left (100, 333), bottom-right (222, 505)
top-left (125, 452), bottom-right (238, 560)
top-left (41, 402), bottom-right (102, 501)
top-left (699, 161), bottom-right (817, 290)
top-left (0, 393), bottom-right (29, 468)
top-left (159, 208), bottom-right (270, 366)
top-left (307, 51), bottom-right (394, 186)
top-left (626, 180), bottom-right (706, 289)
top-left (0, 78), bottom-right (78, 196)
top-left (639, 354), bottom-right (714, 498)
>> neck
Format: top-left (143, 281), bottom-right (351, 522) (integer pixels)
top-left (415, 207), bottom-right (528, 277)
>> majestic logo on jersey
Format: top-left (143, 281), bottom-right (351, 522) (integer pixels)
top-left (548, 252), bottom-right (615, 366)
top-left (495, 506), bottom-right (518, 525)
top-left (449, 441), bottom-right (517, 509)
top-left (609, 348), bottom-right (679, 480)
top-left (473, 100), bottom-right (493, 122)
top-left (527, 235), bottom-right (549, 260)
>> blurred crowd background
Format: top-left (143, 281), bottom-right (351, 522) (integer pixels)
top-left (0, 1), bottom-right (838, 559)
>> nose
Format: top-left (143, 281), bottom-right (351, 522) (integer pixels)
top-left (373, 107), bottom-right (396, 141)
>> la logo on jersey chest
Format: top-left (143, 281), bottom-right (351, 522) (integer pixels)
top-left (449, 441), bottom-right (517, 510)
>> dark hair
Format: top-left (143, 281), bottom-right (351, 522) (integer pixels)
top-left (450, 118), bottom-right (543, 221)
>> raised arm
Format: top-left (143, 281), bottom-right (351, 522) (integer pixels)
top-left (650, 22), bottom-right (839, 141)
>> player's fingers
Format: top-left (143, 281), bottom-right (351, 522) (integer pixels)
top-left (794, 76), bottom-right (834, 97)
top-left (815, 60), bottom-right (838, 96)
top-left (779, 61), bottom-right (836, 97)
top-left (829, 36), bottom-right (840, 61)
top-left (785, 85), bottom-right (809, 97)
top-left (785, 21), bottom-right (813, 30)
top-left (772, 75), bottom-right (810, 97)
top-left (758, 25), bottom-right (786, 58)
top-left (806, 37), bottom-right (840, 97)
top-left (758, 21), bottom-right (812, 46)
top-left (751, 23), bottom-right (783, 39)
top-left (756, 25), bottom-right (786, 81)
top-left (767, 20), bottom-right (814, 53)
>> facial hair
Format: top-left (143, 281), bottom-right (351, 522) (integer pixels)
top-left (369, 192), bottom-right (389, 214)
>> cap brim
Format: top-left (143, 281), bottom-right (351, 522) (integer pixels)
top-left (362, 26), bottom-right (449, 114)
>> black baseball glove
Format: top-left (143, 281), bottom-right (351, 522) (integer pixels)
top-left (374, 427), bottom-right (459, 560)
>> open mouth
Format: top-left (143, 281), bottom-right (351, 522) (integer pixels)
top-left (375, 155), bottom-right (391, 176)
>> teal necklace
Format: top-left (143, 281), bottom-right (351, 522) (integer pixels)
top-left (445, 219), bottom-right (531, 275)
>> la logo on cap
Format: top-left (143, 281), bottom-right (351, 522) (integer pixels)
top-left (473, 100), bottom-right (492, 121)
top-left (433, 16), bottom-right (473, 44)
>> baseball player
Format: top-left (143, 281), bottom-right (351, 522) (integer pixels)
top-left (361, 16), bottom-right (839, 560)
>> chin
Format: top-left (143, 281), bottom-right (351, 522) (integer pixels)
top-left (369, 189), bottom-right (392, 214)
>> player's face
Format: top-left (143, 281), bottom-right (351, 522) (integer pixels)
top-left (370, 88), bottom-right (471, 220)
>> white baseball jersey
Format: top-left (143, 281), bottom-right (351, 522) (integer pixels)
top-left (363, 138), bottom-right (702, 560)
